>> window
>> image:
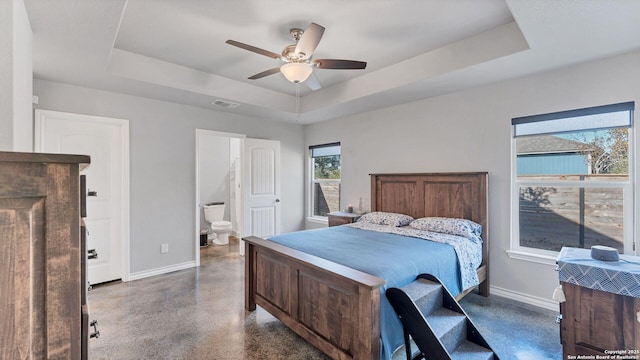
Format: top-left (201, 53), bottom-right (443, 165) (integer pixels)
top-left (511, 102), bottom-right (635, 261)
top-left (309, 143), bottom-right (341, 217)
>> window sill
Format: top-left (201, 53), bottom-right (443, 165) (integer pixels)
top-left (306, 216), bottom-right (328, 225)
top-left (506, 249), bottom-right (558, 266)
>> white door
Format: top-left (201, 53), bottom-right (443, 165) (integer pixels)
top-left (35, 110), bottom-right (129, 285)
top-left (242, 138), bottom-right (281, 253)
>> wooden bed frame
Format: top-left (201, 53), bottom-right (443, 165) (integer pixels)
top-left (244, 172), bottom-right (489, 360)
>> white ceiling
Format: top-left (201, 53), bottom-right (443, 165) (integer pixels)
top-left (24, 0), bottom-right (640, 124)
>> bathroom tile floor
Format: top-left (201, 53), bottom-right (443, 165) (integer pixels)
top-left (88, 238), bottom-right (562, 359)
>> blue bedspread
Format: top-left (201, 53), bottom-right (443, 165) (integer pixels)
top-left (268, 226), bottom-right (462, 360)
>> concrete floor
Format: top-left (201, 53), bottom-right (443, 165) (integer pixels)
top-left (88, 239), bottom-right (562, 359)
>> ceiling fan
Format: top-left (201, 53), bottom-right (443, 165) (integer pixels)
top-left (226, 22), bottom-right (366, 90)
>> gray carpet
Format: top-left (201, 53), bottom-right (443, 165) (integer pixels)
top-left (458, 292), bottom-right (561, 359)
top-left (88, 239), bottom-right (561, 359)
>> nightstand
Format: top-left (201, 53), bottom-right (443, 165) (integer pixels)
top-left (327, 212), bottom-right (363, 227)
top-left (557, 247), bottom-right (640, 358)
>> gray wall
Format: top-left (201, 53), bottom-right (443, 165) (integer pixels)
top-left (304, 50), bottom-right (640, 306)
top-left (31, 48), bottom-right (640, 306)
top-left (33, 79), bottom-right (305, 274)
top-left (0, 0), bottom-right (32, 151)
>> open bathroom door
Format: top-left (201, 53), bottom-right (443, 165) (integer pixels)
top-left (242, 138), bottom-right (281, 255)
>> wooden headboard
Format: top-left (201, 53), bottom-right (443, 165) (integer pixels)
top-left (370, 172), bottom-right (489, 271)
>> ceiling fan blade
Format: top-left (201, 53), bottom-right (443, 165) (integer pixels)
top-left (305, 73), bottom-right (322, 91)
top-left (248, 67), bottom-right (281, 80)
top-left (313, 59), bottom-right (367, 70)
top-left (226, 40), bottom-right (281, 60)
top-left (294, 23), bottom-right (325, 60)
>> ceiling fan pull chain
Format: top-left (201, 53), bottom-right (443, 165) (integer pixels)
top-left (296, 83), bottom-right (301, 117)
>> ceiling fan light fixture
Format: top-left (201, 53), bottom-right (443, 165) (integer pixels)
top-left (226, 22), bottom-right (365, 90)
top-left (280, 62), bottom-right (312, 83)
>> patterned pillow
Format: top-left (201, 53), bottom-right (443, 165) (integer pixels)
top-left (409, 217), bottom-right (482, 239)
top-left (356, 212), bottom-right (414, 227)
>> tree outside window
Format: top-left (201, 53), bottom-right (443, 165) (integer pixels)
top-left (572, 128), bottom-right (628, 175)
top-left (314, 155), bottom-right (340, 179)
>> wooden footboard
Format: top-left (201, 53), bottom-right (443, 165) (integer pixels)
top-left (244, 236), bottom-right (385, 360)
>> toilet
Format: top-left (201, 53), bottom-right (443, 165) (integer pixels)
top-left (203, 202), bottom-right (233, 245)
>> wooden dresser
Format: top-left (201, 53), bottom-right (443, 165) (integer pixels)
top-left (0, 151), bottom-right (90, 360)
top-left (557, 247), bottom-right (640, 359)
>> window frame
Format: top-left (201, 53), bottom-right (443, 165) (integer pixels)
top-left (508, 102), bottom-right (636, 265)
top-left (307, 142), bottom-right (341, 220)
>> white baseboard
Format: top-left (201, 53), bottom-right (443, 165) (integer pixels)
top-left (490, 285), bottom-right (559, 312)
top-left (128, 261), bottom-right (197, 282)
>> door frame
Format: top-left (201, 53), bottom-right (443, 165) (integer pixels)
top-left (194, 129), bottom-right (245, 266)
top-left (34, 109), bottom-right (131, 281)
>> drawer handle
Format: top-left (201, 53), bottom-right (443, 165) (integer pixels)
top-left (90, 320), bottom-right (100, 339)
top-left (88, 249), bottom-right (98, 260)
top-left (555, 314), bottom-right (563, 324)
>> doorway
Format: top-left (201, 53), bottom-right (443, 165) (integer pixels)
top-left (195, 129), bottom-right (282, 266)
top-left (195, 130), bottom-right (282, 264)
top-left (195, 130), bottom-right (244, 266)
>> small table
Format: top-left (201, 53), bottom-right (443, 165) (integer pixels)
top-left (557, 247), bottom-right (640, 358)
top-left (327, 211), bottom-right (363, 227)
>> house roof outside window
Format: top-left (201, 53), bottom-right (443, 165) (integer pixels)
top-left (517, 135), bottom-right (588, 155)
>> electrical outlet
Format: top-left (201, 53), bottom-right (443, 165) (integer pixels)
top-left (161, 244), bottom-right (169, 253)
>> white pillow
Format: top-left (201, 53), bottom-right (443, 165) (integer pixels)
top-left (409, 217), bottom-right (482, 239)
top-left (357, 212), bottom-right (414, 227)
